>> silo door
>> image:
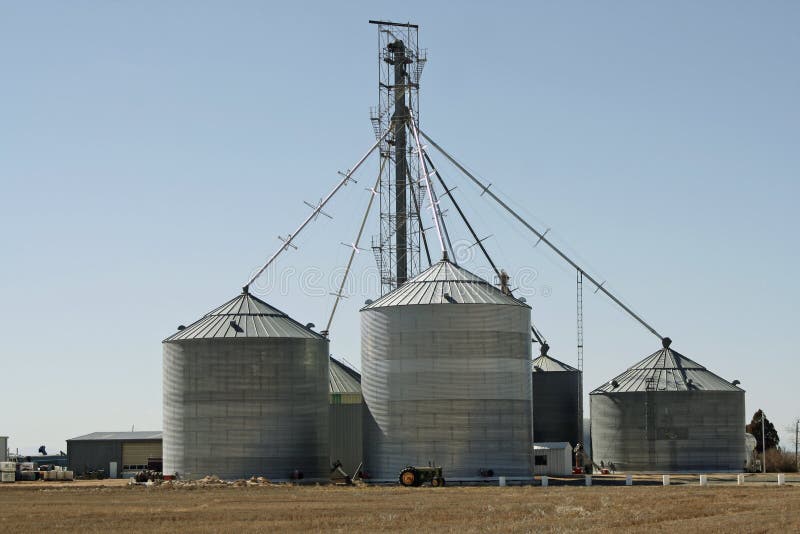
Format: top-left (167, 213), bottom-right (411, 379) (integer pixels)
top-left (122, 442), bottom-right (162, 470)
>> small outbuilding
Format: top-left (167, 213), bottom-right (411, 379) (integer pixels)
top-left (532, 442), bottom-right (573, 476)
top-left (67, 431), bottom-right (162, 478)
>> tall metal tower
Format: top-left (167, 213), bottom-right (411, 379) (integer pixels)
top-left (369, 20), bottom-right (427, 295)
top-left (576, 271), bottom-right (584, 371)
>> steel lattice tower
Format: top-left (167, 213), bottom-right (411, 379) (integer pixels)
top-left (369, 20), bottom-right (427, 295)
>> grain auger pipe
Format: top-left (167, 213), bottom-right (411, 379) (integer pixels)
top-left (324, 164), bottom-right (384, 335)
top-left (531, 324), bottom-right (547, 348)
top-left (244, 130), bottom-right (388, 293)
top-left (407, 110), bottom-right (448, 260)
top-left (419, 128), bottom-right (665, 342)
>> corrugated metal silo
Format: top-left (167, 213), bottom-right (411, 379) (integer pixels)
top-left (329, 357), bottom-right (363, 475)
top-left (163, 289), bottom-right (329, 480)
top-left (532, 344), bottom-right (583, 448)
top-left (590, 338), bottom-right (745, 472)
top-left (361, 260), bottom-right (533, 481)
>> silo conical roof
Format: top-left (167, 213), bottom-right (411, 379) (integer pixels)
top-left (533, 353), bottom-right (579, 373)
top-left (362, 259), bottom-right (528, 308)
top-left (164, 290), bottom-right (324, 341)
top-left (590, 342), bottom-right (742, 393)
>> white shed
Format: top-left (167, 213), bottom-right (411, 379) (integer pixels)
top-left (533, 442), bottom-right (573, 476)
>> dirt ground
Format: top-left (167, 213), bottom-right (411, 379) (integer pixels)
top-left (1, 478), bottom-right (798, 532)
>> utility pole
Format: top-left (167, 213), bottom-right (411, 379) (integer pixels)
top-left (795, 419), bottom-right (798, 471)
top-left (762, 410), bottom-right (767, 474)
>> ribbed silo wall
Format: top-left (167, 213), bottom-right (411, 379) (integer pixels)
top-left (532, 371), bottom-right (583, 447)
top-left (361, 304), bottom-right (532, 480)
top-left (163, 338), bottom-right (329, 480)
top-left (590, 390), bottom-right (745, 472)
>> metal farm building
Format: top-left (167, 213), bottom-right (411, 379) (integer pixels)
top-left (329, 357), bottom-right (363, 475)
top-left (67, 431), bottom-right (162, 478)
top-left (532, 346), bottom-right (583, 448)
top-left (361, 260), bottom-right (533, 481)
top-left (590, 339), bottom-right (745, 472)
top-left (163, 290), bottom-right (329, 481)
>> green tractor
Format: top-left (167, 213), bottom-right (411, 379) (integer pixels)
top-left (399, 465), bottom-right (445, 487)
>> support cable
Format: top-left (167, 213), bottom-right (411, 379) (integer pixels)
top-left (439, 197), bottom-right (456, 262)
top-left (406, 164), bottom-right (433, 267)
top-left (426, 147), bottom-right (552, 353)
top-left (406, 114), bottom-right (447, 259)
top-left (425, 147), bottom-right (554, 351)
top-left (420, 128), bottom-right (663, 341)
top-left (324, 163), bottom-right (384, 334)
top-left (244, 131), bottom-right (388, 291)
top-left (423, 151), bottom-right (499, 277)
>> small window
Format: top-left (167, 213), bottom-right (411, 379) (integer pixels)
top-left (534, 454), bottom-right (548, 466)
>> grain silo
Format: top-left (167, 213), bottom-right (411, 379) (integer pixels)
top-left (329, 356), bottom-right (363, 475)
top-left (590, 338), bottom-right (745, 472)
top-left (532, 344), bottom-right (583, 448)
top-left (163, 289), bottom-right (329, 481)
top-left (361, 259), bottom-right (533, 481)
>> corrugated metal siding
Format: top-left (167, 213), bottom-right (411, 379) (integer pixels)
top-left (533, 443), bottom-right (572, 476)
top-left (330, 403), bottom-right (363, 475)
top-left (122, 442), bottom-right (162, 467)
top-left (163, 337), bottom-right (330, 480)
top-left (532, 370), bottom-right (583, 447)
top-left (590, 390), bottom-right (745, 472)
top-left (362, 303), bottom-right (533, 480)
top-left (67, 440), bottom-right (123, 477)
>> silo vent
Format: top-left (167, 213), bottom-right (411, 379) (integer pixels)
top-left (662, 337), bottom-right (672, 348)
top-left (306, 323), bottom-right (316, 329)
top-left (732, 379), bottom-right (741, 386)
top-left (611, 380), bottom-right (619, 388)
top-left (177, 325), bottom-right (186, 331)
top-left (229, 321), bottom-right (244, 333)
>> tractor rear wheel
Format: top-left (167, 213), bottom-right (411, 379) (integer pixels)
top-left (400, 468), bottom-right (417, 487)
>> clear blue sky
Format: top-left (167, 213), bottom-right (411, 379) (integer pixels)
top-left (2, 1), bottom-right (798, 455)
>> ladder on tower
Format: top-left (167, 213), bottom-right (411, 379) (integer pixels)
top-left (577, 270), bottom-right (584, 371)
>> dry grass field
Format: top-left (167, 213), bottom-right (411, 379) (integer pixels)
top-left (1, 478), bottom-right (798, 532)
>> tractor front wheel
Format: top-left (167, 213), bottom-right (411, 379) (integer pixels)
top-left (431, 477), bottom-right (445, 487)
top-left (400, 468), bottom-right (417, 487)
